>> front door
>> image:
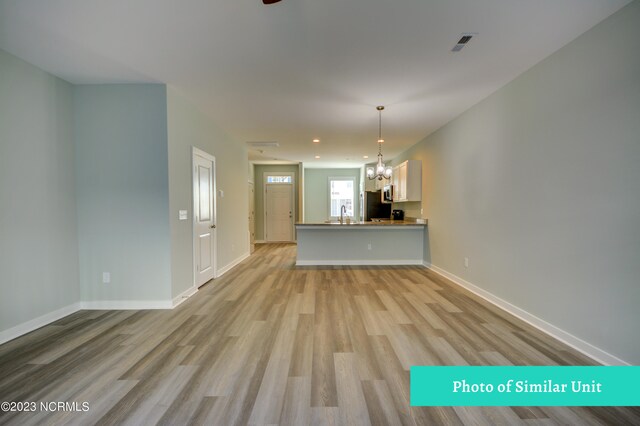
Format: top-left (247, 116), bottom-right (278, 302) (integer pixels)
top-left (265, 184), bottom-right (293, 242)
top-left (193, 149), bottom-right (216, 286)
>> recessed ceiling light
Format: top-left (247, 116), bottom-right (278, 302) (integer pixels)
top-left (363, 155), bottom-right (369, 159)
top-left (314, 155), bottom-right (320, 159)
top-left (313, 139), bottom-right (320, 143)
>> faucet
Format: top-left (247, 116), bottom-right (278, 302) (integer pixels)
top-left (340, 205), bottom-right (347, 224)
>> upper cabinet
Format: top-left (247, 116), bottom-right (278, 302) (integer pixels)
top-left (393, 160), bottom-right (421, 202)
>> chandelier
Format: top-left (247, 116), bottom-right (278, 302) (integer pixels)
top-left (366, 106), bottom-right (393, 181)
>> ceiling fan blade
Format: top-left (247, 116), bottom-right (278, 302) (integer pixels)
top-left (262, 0), bottom-right (282, 4)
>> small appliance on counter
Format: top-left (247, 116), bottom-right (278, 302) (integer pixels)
top-left (392, 209), bottom-right (404, 220)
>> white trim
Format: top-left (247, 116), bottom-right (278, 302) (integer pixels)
top-left (427, 264), bottom-right (631, 366)
top-left (298, 163), bottom-right (305, 223)
top-left (248, 181), bottom-right (255, 250)
top-left (0, 302), bottom-right (82, 345)
top-left (217, 251), bottom-right (251, 277)
top-left (327, 175), bottom-right (357, 220)
top-left (172, 286), bottom-right (198, 308)
top-left (296, 259), bottom-right (423, 266)
top-left (255, 239), bottom-right (266, 244)
top-left (0, 288), bottom-right (201, 344)
top-left (80, 300), bottom-right (173, 310)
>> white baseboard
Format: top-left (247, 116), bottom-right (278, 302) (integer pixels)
top-left (1, 288), bottom-right (199, 344)
top-left (172, 286), bottom-right (198, 308)
top-left (427, 264), bottom-right (630, 366)
top-left (255, 240), bottom-right (266, 244)
top-left (296, 259), bottom-right (424, 266)
top-left (217, 251), bottom-right (251, 277)
top-left (80, 300), bottom-right (173, 310)
top-left (0, 302), bottom-right (82, 345)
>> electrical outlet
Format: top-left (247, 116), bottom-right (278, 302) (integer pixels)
top-left (367, 243), bottom-right (372, 250)
top-left (421, 208), bottom-right (424, 215)
top-left (102, 272), bottom-right (111, 284)
top-left (464, 257), bottom-right (469, 268)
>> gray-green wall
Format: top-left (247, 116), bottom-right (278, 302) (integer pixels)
top-left (254, 164), bottom-right (300, 240)
top-left (0, 52), bottom-right (251, 337)
top-left (393, 2), bottom-right (640, 364)
top-left (74, 84), bottom-right (172, 302)
top-left (167, 87), bottom-right (249, 298)
top-left (0, 49), bottom-right (79, 332)
top-left (304, 168), bottom-right (361, 223)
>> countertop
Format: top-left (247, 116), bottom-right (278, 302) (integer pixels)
top-left (296, 219), bottom-right (427, 227)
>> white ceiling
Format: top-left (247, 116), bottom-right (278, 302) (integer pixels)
top-left (0, 0), bottom-right (630, 167)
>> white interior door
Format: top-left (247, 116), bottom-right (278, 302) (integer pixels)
top-left (193, 149), bottom-right (216, 286)
top-left (249, 181), bottom-right (255, 252)
top-left (265, 184), bottom-right (293, 241)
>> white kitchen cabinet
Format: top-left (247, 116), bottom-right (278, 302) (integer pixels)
top-left (392, 164), bottom-right (401, 199)
top-left (392, 160), bottom-right (421, 202)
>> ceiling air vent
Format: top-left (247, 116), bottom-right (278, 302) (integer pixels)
top-left (246, 141), bottom-right (279, 148)
top-left (451, 33), bottom-right (476, 52)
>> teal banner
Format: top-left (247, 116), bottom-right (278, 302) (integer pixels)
top-left (410, 366), bottom-right (640, 406)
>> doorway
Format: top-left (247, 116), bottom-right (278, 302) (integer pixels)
top-left (193, 147), bottom-right (216, 287)
top-left (248, 181), bottom-right (255, 253)
top-left (263, 172), bottom-right (294, 242)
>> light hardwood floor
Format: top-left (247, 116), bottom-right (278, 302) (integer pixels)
top-left (0, 243), bottom-right (638, 425)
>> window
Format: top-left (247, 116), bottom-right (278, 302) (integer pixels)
top-left (329, 177), bottom-right (355, 218)
top-left (266, 175), bottom-right (292, 184)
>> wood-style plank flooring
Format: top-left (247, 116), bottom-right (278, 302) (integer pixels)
top-left (0, 243), bottom-right (638, 425)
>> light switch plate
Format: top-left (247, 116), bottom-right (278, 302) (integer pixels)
top-left (218, 190), bottom-right (224, 198)
top-left (179, 210), bottom-right (188, 220)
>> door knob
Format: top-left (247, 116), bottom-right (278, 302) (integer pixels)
top-left (210, 224), bottom-right (216, 229)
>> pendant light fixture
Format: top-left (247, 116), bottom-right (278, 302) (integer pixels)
top-left (366, 106), bottom-right (393, 181)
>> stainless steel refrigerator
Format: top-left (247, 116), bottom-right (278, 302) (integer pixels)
top-left (360, 190), bottom-right (391, 221)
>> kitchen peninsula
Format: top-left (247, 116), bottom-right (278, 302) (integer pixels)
top-left (295, 220), bottom-right (427, 266)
